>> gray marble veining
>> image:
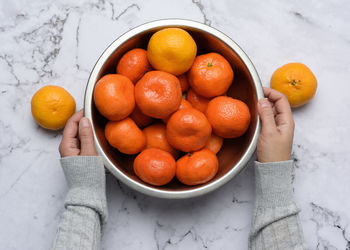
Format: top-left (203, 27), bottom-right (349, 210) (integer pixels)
top-left (0, 0), bottom-right (349, 249)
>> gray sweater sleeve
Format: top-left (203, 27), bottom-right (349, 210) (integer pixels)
top-left (52, 156), bottom-right (107, 250)
top-left (249, 161), bottom-right (308, 250)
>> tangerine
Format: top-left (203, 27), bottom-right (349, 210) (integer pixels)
top-left (130, 105), bottom-right (153, 128)
top-left (206, 96), bottom-right (250, 138)
top-left (270, 62), bottom-right (317, 107)
top-left (205, 133), bottom-right (224, 154)
top-left (105, 118), bottom-right (145, 154)
top-left (186, 88), bottom-right (211, 113)
top-left (162, 98), bottom-right (192, 123)
top-left (94, 74), bottom-right (134, 121)
top-left (188, 53), bottom-right (233, 97)
top-left (166, 108), bottom-right (212, 152)
top-left (147, 28), bottom-right (197, 75)
top-left (143, 123), bottom-right (179, 158)
top-left (178, 74), bottom-right (189, 92)
top-left (135, 71), bottom-right (182, 119)
top-left (31, 85), bottom-right (75, 130)
top-left (116, 48), bottom-right (152, 84)
top-left (176, 149), bottom-right (218, 186)
top-left (133, 148), bottom-right (176, 186)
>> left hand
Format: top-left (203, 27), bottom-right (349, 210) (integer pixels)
top-left (59, 109), bottom-right (97, 157)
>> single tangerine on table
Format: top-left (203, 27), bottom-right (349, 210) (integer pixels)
top-left (162, 98), bottom-right (193, 123)
top-left (94, 74), bottom-right (135, 121)
top-left (147, 28), bottom-right (197, 76)
top-left (143, 123), bottom-right (179, 158)
top-left (206, 96), bottom-right (251, 138)
top-left (130, 105), bottom-right (153, 128)
top-left (31, 85), bottom-right (75, 130)
top-left (166, 108), bottom-right (212, 152)
top-left (188, 52), bottom-right (234, 98)
top-left (186, 88), bottom-right (212, 113)
top-left (178, 74), bottom-right (189, 92)
top-left (135, 71), bottom-right (182, 119)
top-left (116, 48), bottom-right (152, 84)
top-left (270, 62), bottom-right (317, 107)
top-left (176, 149), bottom-right (219, 186)
top-left (105, 118), bottom-right (145, 155)
top-left (205, 133), bottom-right (224, 154)
top-left (133, 148), bottom-right (176, 186)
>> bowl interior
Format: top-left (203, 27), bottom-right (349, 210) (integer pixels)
top-left (91, 25), bottom-right (258, 192)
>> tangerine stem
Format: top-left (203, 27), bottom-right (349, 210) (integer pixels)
top-left (291, 79), bottom-right (296, 85)
top-left (188, 153), bottom-right (193, 157)
top-left (207, 62), bottom-right (213, 67)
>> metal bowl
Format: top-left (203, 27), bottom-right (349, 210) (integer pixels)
top-left (84, 19), bottom-right (263, 199)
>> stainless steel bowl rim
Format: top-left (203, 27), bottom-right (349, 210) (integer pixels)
top-left (84, 19), bottom-right (263, 199)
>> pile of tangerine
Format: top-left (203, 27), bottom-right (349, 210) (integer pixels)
top-left (93, 28), bottom-right (251, 186)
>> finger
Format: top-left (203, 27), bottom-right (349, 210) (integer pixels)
top-left (66, 138), bottom-right (80, 149)
top-left (263, 87), bottom-right (293, 127)
top-left (63, 109), bottom-right (84, 139)
top-left (59, 139), bottom-right (80, 157)
top-left (258, 98), bottom-right (277, 133)
top-left (79, 117), bottom-right (97, 156)
top-left (59, 147), bottom-right (80, 157)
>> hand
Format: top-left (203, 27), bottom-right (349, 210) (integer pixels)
top-left (257, 87), bottom-right (294, 163)
top-left (59, 109), bottom-right (97, 157)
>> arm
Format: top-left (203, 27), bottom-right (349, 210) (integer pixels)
top-left (249, 87), bottom-right (308, 250)
top-left (250, 160), bottom-right (308, 250)
top-left (52, 110), bottom-right (107, 250)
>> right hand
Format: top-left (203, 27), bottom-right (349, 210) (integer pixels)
top-left (257, 87), bottom-right (295, 163)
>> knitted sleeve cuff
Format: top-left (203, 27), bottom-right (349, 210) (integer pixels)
top-left (254, 160), bottom-right (295, 208)
top-left (60, 156), bottom-right (108, 225)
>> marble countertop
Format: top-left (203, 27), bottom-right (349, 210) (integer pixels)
top-left (1, 0), bottom-right (350, 249)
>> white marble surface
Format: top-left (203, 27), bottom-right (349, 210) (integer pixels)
top-left (1, 0), bottom-right (350, 249)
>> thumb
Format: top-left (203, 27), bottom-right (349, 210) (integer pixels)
top-left (258, 98), bottom-right (277, 133)
top-left (79, 117), bottom-right (97, 156)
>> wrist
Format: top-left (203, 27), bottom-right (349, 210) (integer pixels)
top-left (257, 157), bottom-right (291, 163)
top-left (60, 156), bottom-right (105, 189)
top-left (257, 150), bottom-right (291, 163)
top-left (254, 160), bottom-right (295, 207)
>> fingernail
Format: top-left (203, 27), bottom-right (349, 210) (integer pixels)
top-left (80, 118), bottom-right (90, 128)
top-left (259, 98), bottom-right (269, 108)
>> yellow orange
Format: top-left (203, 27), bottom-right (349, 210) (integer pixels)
top-left (31, 85), bottom-right (75, 130)
top-left (147, 28), bottom-right (197, 75)
top-left (270, 63), bottom-right (317, 107)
